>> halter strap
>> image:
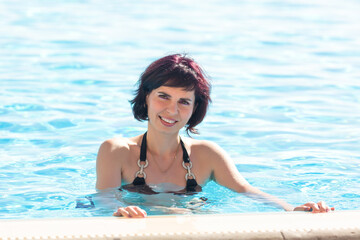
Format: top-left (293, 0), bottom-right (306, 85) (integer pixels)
top-left (139, 132), bottom-right (147, 161)
top-left (180, 139), bottom-right (190, 163)
top-left (132, 132), bottom-right (198, 192)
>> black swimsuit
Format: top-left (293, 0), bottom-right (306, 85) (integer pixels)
top-left (121, 132), bottom-right (202, 195)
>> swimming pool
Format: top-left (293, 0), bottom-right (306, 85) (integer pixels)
top-left (1, 0), bottom-right (360, 220)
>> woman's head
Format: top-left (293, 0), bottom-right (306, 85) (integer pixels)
top-left (130, 54), bottom-right (211, 135)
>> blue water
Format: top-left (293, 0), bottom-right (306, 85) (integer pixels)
top-left (1, 0), bottom-right (360, 219)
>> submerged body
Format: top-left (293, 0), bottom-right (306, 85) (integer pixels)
top-left (96, 54), bottom-right (333, 217)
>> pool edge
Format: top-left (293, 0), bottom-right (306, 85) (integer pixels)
top-left (1, 210), bottom-right (360, 239)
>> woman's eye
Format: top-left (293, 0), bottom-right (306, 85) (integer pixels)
top-left (159, 94), bottom-right (168, 99)
top-left (179, 100), bottom-right (190, 105)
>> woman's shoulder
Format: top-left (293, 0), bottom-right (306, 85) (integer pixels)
top-left (98, 135), bottom-right (141, 158)
top-left (184, 137), bottom-right (232, 168)
top-left (183, 137), bottom-right (224, 155)
top-left (100, 137), bottom-right (128, 151)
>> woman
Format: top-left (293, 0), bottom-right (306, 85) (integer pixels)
top-left (96, 54), bottom-right (333, 218)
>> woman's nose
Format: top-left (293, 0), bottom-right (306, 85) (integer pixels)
top-left (166, 101), bottom-right (178, 114)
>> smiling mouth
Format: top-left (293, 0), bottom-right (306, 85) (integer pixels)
top-left (159, 116), bottom-right (177, 125)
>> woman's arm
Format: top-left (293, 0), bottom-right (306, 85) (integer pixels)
top-left (96, 139), bottom-right (123, 190)
top-left (204, 141), bottom-right (333, 212)
top-left (96, 138), bottom-right (147, 218)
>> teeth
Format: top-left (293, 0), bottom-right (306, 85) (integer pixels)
top-left (160, 116), bottom-right (176, 124)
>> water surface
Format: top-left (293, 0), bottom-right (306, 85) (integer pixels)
top-left (1, 0), bottom-right (360, 219)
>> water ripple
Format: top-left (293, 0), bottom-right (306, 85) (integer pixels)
top-left (1, 0), bottom-right (360, 218)
top-left (48, 119), bottom-right (77, 129)
top-left (4, 103), bottom-right (45, 111)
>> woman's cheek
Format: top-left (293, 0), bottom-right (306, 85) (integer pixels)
top-left (184, 106), bottom-right (195, 119)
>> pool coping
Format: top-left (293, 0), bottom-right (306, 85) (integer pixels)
top-left (1, 210), bottom-right (360, 239)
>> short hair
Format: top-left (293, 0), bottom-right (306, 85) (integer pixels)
top-left (130, 53), bottom-right (211, 135)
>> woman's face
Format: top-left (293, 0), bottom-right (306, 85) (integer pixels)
top-left (146, 86), bottom-right (195, 134)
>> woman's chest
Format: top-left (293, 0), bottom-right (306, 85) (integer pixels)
top-left (121, 152), bottom-right (212, 187)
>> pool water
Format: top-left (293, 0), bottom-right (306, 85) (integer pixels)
top-left (1, 0), bottom-right (360, 219)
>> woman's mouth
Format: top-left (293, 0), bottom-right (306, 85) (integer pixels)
top-left (159, 116), bottom-right (177, 127)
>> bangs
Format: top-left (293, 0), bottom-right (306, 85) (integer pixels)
top-left (162, 75), bottom-right (196, 92)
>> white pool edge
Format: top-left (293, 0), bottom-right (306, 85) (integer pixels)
top-left (1, 210), bottom-right (360, 240)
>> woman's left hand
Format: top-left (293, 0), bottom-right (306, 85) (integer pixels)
top-left (294, 201), bottom-right (335, 213)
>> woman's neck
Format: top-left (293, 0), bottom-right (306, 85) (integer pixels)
top-left (145, 128), bottom-right (180, 157)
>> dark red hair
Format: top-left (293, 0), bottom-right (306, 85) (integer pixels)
top-left (130, 54), bottom-right (211, 135)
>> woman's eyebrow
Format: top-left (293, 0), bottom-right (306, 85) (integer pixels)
top-left (180, 97), bottom-right (193, 102)
top-left (158, 91), bottom-right (170, 95)
top-left (158, 91), bottom-right (193, 102)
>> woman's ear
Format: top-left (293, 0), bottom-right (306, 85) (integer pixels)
top-left (145, 94), bottom-right (149, 107)
top-left (193, 103), bottom-right (198, 113)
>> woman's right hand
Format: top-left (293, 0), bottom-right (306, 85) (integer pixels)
top-left (293, 201), bottom-right (334, 213)
top-left (113, 206), bottom-right (147, 218)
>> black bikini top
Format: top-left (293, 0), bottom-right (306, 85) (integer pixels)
top-left (121, 132), bottom-right (201, 195)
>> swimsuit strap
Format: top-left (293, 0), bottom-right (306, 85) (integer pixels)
top-left (132, 133), bottom-right (148, 185)
top-left (180, 139), bottom-right (190, 163)
top-left (139, 132), bottom-right (147, 161)
top-left (132, 132), bottom-right (199, 192)
top-left (179, 138), bottom-right (198, 191)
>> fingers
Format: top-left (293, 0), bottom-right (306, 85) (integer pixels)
top-left (294, 201), bottom-right (334, 213)
top-left (317, 201), bottom-right (331, 212)
top-left (309, 202), bottom-right (321, 213)
top-left (113, 206), bottom-right (147, 218)
top-left (295, 202), bottom-right (318, 212)
top-left (293, 202), bottom-right (314, 212)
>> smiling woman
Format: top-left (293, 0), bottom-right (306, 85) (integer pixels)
top-left (130, 54), bottom-right (211, 135)
top-left (95, 54), bottom-right (334, 218)
top-left (146, 86), bottom-right (195, 133)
